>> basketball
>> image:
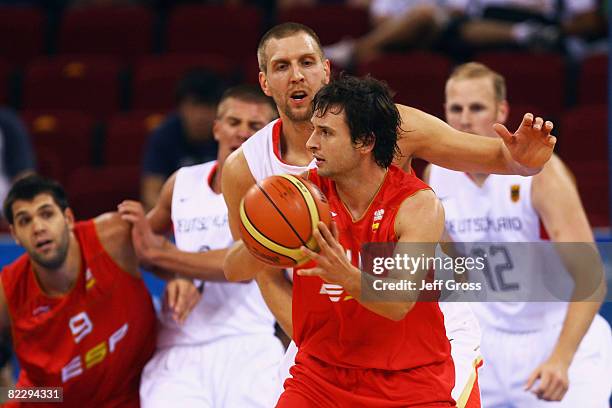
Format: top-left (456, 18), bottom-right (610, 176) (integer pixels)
top-left (239, 174), bottom-right (332, 267)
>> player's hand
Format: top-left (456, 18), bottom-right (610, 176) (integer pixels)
top-left (525, 355), bottom-right (570, 401)
top-left (297, 221), bottom-right (360, 290)
top-left (494, 113), bottom-right (556, 173)
top-left (164, 278), bottom-right (201, 324)
top-left (117, 200), bottom-right (165, 264)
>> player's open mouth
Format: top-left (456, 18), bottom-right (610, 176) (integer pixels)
top-left (290, 91), bottom-right (308, 103)
top-left (36, 239), bottom-right (53, 251)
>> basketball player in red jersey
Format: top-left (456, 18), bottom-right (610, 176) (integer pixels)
top-left (222, 23), bottom-right (554, 406)
top-left (0, 175), bottom-right (197, 407)
top-left (277, 75), bottom-right (453, 406)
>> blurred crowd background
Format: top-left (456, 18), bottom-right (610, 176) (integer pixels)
top-left (0, 0), bottom-right (608, 230)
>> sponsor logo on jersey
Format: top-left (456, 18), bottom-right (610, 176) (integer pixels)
top-left (85, 268), bottom-right (96, 290)
top-left (372, 209), bottom-right (385, 231)
top-left (319, 283), bottom-right (344, 302)
top-left (511, 184), bottom-right (520, 202)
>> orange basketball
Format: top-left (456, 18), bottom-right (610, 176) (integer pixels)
top-left (239, 174), bottom-right (332, 267)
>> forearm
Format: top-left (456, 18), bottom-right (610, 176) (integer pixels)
top-left (224, 240), bottom-right (268, 281)
top-left (345, 269), bottom-right (415, 321)
top-left (149, 243), bottom-right (228, 281)
top-left (255, 269), bottom-right (294, 337)
top-left (551, 301), bottom-right (601, 365)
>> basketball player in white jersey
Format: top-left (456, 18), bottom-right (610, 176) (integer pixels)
top-left (221, 23), bottom-right (557, 406)
top-left (424, 62), bottom-right (612, 406)
top-left (118, 85), bottom-right (285, 407)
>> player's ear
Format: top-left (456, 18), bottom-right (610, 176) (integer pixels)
top-left (259, 72), bottom-right (271, 97)
top-left (497, 100), bottom-right (509, 124)
top-left (323, 58), bottom-right (331, 84)
top-left (213, 119), bottom-right (221, 142)
top-left (9, 226), bottom-right (20, 246)
top-left (64, 208), bottom-right (75, 230)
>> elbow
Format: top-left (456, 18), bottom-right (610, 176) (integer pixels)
top-left (223, 258), bottom-right (241, 282)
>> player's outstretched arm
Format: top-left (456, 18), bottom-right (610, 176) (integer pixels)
top-left (396, 105), bottom-right (556, 176)
top-left (525, 155), bottom-right (606, 401)
top-left (118, 173), bottom-right (227, 281)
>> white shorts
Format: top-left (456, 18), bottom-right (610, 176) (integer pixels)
top-left (479, 314), bottom-right (612, 407)
top-left (140, 334), bottom-right (285, 408)
top-left (277, 302), bottom-right (483, 406)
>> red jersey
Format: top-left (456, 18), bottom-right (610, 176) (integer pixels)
top-left (1, 220), bottom-right (156, 407)
top-left (291, 166), bottom-right (453, 396)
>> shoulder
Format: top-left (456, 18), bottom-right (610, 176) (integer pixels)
top-left (223, 147), bottom-right (252, 181)
top-left (395, 188), bottom-right (445, 240)
top-left (93, 212), bottom-right (132, 252)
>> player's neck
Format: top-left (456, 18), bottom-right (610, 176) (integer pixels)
top-left (32, 235), bottom-right (82, 297)
top-left (467, 172), bottom-right (490, 187)
top-left (279, 117), bottom-right (315, 166)
top-left (334, 163), bottom-right (387, 221)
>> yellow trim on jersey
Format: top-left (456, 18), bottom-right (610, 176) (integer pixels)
top-left (456, 355), bottom-right (484, 408)
top-left (239, 198), bottom-right (307, 265)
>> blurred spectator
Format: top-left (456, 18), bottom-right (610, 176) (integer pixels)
top-left (0, 108), bottom-right (35, 221)
top-left (452, 0), bottom-right (607, 59)
top-left (277, 0), bottom-right (366, 9)
top-left (141, 70), bottom-right (222, 211)
top-left (324, 0), bottom-right (463, 68)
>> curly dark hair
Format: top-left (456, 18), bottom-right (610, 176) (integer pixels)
top-left (311, 75), bottom-right (400, 168)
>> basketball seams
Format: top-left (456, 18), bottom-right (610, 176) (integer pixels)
top-left (278, 175), bottom-right (321, 249)
top-left (239, 200), bottom-right (303, 264)
top-left (256, 180), bottom-right (309, 248)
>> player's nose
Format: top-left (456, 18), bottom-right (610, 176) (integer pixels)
top-left (289, 63), bottom-right (305, 82)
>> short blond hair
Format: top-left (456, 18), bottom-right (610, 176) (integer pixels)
top-left (447, 62), bottom-right (506, 102)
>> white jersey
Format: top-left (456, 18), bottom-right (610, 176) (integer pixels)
top-left (157, 161), bottom-right (275, 348)
top-left (429, 165), bottom-right (567, 331)
top-left (242, 119), bottom-right (316, 183)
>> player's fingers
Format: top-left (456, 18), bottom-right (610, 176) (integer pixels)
top-left (301, 246), bottom-right (325, 266)
top-left (331, 220), bottom-right (339, 240)
top-left (547, 380), bottom-right (566, 401)
top-left (318, 222), bottom-right (340, 251)
top-left (492, 123), bottom-right (513, 145)
top-left (296, 267), bottom-right (323, 277)
top-left (313, 226), bottom-right (332, 253)
top-left (535, 371), bottom-right (552, 399)
top-left (173, 287), bottom-right (190, 324)
top-left (166, 282), bottom-right (178, 310)
top-left (546, 134), bottom-right (557, 147)
top-left (525, 368), bottom-right (540, 390)
top-left (533, 116), bottom-right (544, 131)
top-left (543, 120), bottom-right (554, 135)
top-left (119, 213), bottom-right (138, 224)
top-left (520, 112), bottom-right (534, 128)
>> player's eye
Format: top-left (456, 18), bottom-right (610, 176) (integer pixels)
top-left (470, 104), bottom-right (486, 112)
top-left (449, 106), bottom-right (462, 113)
top-left (17, 217), bottom-right (30, 226)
